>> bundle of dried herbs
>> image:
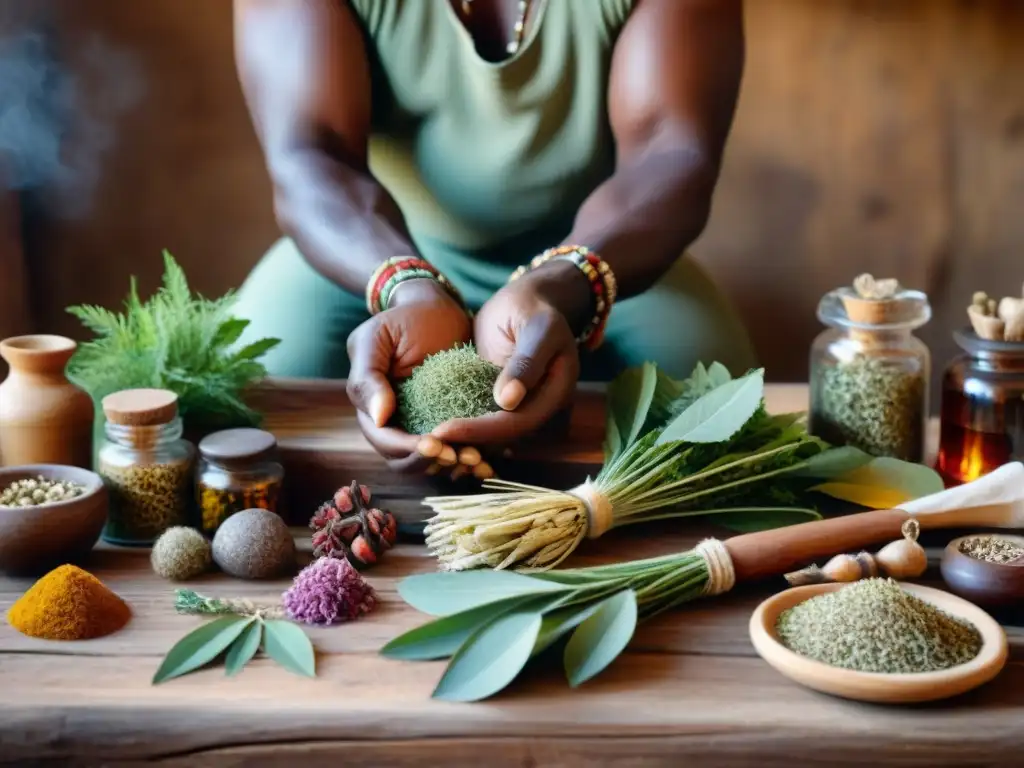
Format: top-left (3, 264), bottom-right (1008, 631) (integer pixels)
top-left (383, 463), bottom-right (1021, 700)
top-left (424, 362), bottom-right (941, 571)
top-left (66, 251), bottom-right (280, 433)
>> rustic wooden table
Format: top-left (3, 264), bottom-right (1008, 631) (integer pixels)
top-left (2, 383), bottom-right (1019, 768)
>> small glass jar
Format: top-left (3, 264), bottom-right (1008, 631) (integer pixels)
top-left (98, 388), bottom-right (195, 545)
top-left (936, 329), bottom-right (1024, 486)
top-left (809, 283), bottom-right (931, 462)
top-left (196, 428), bottom-right (283, 535)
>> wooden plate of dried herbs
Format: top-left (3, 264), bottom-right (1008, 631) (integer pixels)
top-left (749, 580), bottom-right (1007, 704)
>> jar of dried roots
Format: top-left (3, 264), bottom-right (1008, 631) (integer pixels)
top-left (809, 274), bottom-right (931, 462)
top-left (195, 427), bottom-right (283, 535)
top-left (98, 389), bottom-right (195, 545)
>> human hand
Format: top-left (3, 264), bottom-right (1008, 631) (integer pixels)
top-left (346, 278), bottom-right (494, 480)
top-left (431, 261), bottom-right (589, 446)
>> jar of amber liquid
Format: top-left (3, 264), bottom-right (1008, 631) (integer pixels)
top-left (936, 329), bottom-right (1024, 486)
top-left (196, 428), bottom-right (283, 535)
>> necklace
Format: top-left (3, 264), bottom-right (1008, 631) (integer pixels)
top-left (461, 0), bottom-right (533, 55)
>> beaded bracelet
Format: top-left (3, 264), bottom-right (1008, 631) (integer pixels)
top-left (365, 256), bottom-right (465, 316)
top-left (508, 245), bottom-right (618, 350)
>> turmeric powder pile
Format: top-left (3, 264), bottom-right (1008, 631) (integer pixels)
top-left (6, 564), bottom-right (131, 640)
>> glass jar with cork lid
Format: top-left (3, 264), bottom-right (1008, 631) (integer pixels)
top-left (195, 427), bottom-right (283, 535)
top-left (809, 274), bottom-right (931, 462)
top-left (98, 388), bottom-right (195, 545)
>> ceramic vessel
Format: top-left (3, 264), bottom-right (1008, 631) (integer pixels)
top-left (749, 582), bottom-right (1007, 704)
top-left (940, 534), bottom-right (1024, 608)
top-left (0, 464), bottom-right (107, 575)
top-left (0, 335), bottom-right (94, 468)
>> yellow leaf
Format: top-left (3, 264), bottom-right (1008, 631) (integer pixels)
top-left (809, 482), bottom-right (913, 510)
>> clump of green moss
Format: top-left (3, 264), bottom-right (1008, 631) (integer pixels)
top-left (396, 344), bottom-right (502, 434)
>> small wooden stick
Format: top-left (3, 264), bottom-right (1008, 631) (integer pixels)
top-left (724, 508), bottom-right (910, 584)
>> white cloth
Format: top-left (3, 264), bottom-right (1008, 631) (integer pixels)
top-left (897, 462), bottom-right (1024, 528)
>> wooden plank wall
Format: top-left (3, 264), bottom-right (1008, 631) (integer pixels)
top-left (8, 0), bottom-right (1024, 397)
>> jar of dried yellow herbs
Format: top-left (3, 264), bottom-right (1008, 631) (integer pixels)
top-left (98, 389), bottom-right (195, 546)
top-left (195, 428), bottom-right (283, 535)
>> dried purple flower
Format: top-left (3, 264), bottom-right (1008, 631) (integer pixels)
top-left (281, 556), bottom-right (376, 626)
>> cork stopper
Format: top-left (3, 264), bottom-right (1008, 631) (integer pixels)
top-left (102, 388), bottom-right (179, 427)
top-left (840, 274), bottom-right (913, 325)
top-left (199, 428), bottom-right (277, 463)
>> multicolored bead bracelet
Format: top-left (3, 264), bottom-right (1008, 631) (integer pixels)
top-left (509, 245), bottom-right (617, 350)
top-left (365, 256), bottom-right (465, 316)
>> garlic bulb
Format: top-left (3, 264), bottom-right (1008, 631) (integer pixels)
top-left (875, 538), bottom-right (928, 578)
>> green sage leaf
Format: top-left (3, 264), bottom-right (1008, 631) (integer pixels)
top-left (153, 616), bottom-right (253, 684)
top-left (532, 602), bottom-right (604, 656)
top-left (790, 445), bottom-right (873, 478)
top-left (603, 413), bottom-right (622, 465)
top-left (381, 597), bottom-right (531, 661)
top-left (262, 620), bottom-right (316, 678)
top-left (707, 361), bottom-right (732, 388)
top-left (432, 611), bottom-right (542, 702)
top-left (398, 571), bottom-right (570, 616)
top-left (656, 369), bottom-right (764, 446)
top-left (811, 457), bottom-right (943, 508)
top-left (563, 590), bottom-right (638, 688)
top-left (607, 361), bottom-right (659, 454)
top-left (224, 619), bottom-right (263, 677)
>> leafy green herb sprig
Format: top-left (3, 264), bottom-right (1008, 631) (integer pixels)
top-left (386, 442), bottom-right (943, 702)
top-left (422, 362), bottom-right (942, 571)
top-left (153, 589), bottom-right (315, 683)
top-left (66, 250), bottom-right (280, 431)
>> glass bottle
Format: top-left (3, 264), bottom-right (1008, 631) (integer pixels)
top-left (936, 329), bottom-right (1024, 486)
top-left (196, 427), bottom-right (284, 535)
top-left (98, 389), bottom-right (195, 545)
top-left (808, 282), bottom-right (931, 462)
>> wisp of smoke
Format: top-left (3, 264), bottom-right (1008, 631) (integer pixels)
top-left (0, 24), bottom-right (143, 218)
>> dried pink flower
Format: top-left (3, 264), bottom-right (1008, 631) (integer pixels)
top-left (281, 556), bottom-right (376, 626)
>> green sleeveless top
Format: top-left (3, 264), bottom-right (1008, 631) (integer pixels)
top-left (348, 0), bottom-right (637, 268)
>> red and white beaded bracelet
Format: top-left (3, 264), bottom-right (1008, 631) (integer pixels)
top-left (509, 245), bottom-right (617, 350)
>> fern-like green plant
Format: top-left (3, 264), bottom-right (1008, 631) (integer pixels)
top-left (67, 250), bottom-right (280, 431)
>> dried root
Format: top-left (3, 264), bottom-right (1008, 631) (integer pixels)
top-left (968, 291), bottom-right (1007, 341)
top-left (968, 289), bottom-right (1024, 341)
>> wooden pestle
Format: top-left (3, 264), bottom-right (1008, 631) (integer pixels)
top-left (725, 508), bottom-right (911, 583)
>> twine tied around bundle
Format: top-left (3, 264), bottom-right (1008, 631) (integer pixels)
top-left (569, 480), bottom-right (614, 539)
top-left (695, 538), bottom-right (736, 596)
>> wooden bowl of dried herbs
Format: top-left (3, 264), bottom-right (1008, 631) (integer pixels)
top-left (941, 534), bottom-right (1024, 608)
top-left (0, 464), bottom-right (108, 575)
top-left (749, 579), bottom-right (1007, 704)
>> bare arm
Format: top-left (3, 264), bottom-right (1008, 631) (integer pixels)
top-left (537, 0), bottom-right (744, 329)
top-left (233, 0), bottom-right (430, 299)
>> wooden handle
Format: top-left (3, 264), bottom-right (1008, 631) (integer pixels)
top-left (724, 508), bottom-right (911, 583)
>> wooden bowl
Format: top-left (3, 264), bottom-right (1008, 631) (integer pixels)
top-left (0, 464), bottom-right (108, 575)
top-left (749, 582), bottom-right (1007, 704)
top-left (940, 534), bottom-right (1024, 608)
